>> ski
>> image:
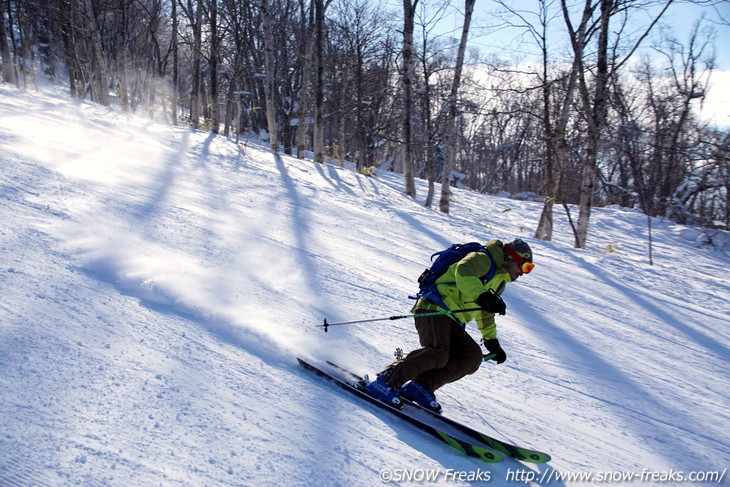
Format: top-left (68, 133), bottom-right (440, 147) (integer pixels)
top-left (297, 358), bottom-right (503, 463)
top-left (325, 360), bottom-right (551, 464)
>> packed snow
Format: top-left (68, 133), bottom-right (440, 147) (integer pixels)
top-left (1, 84), bottom-right (728, 486)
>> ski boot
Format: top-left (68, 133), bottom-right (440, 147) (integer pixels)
top-left (399, 381), bottom-right (442, 414)
top-left (362, 375), bottom-right (402, 409)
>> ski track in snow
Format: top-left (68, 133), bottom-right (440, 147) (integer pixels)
top-left (1, 84), bottom-right (729, 486)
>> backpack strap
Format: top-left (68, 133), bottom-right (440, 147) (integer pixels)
top-left (416, 247), bottom-right (497, 322)
top-left (481, 249), bottom-right (497, 283)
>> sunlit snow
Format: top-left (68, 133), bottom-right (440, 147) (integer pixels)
top-left (1, 84), bottom-right (728, 486)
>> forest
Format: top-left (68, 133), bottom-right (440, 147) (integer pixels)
top-left (1, 0), bottom-right (728, 246)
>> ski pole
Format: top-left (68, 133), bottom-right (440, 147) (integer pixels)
top-left (319, 307), bottom-right (483, 332)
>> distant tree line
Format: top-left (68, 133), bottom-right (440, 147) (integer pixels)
top-left (1, 0), bottom-right (728, 242)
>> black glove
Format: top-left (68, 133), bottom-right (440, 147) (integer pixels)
top-left (476, 290), bottom-right (506, 316)
top-left (483, 338), bottom-right (507, 364)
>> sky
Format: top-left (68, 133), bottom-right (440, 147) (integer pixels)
top-left (418, 0), bottom-right (730, 67)
top-left (398, 0), bottom-right (730, 128)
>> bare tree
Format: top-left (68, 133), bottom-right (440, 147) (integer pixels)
top-left (414, 1), bottom-right (452, 207)
top-left (312, 0), bottom-right (327, 162)
top-left (209, 0), bottom-right (220, 134)
top-left (185, 0), bottom-right (204, 128)
top-left (509, 0), bottom-right (583, 242)
top-left (439, 0), bottom-right (475, 213)
top-left (610, 20), bottom-right (718, 223)
top-left (295, 0), bottom-right (315, 159)
top-left (260, 0), bottom-right (279, 151)
top-left (171, 0), bottom-right (179, 124)
top-left (82, 0), bottom-right (110, 105)
top-left (115, 0), bottom-right (129, 110)
top-left (328, 0), bottom-right (389, 170)
top-left (402, 0), bottom-right (418, 197)
top-left (7, 0), bottom-right (725, 227)
top-left (0, 2), bottom-right (17, 85)
top-left (562, 0), bottom-right (673, 248)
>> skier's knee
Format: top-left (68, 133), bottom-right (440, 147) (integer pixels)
top-left (430, 346), bottom-right (450, 369)
top-left (464, 342), bottom-right (483, 375)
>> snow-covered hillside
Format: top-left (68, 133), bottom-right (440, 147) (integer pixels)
top-left (1, 85), bottom-right (728, 486)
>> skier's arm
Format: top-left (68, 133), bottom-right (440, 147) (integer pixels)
top-left (477, 314), bottom-right (497, 340)
top-left (453, 252), bottom-right (492, 302)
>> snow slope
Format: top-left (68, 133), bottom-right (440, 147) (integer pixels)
top-left (0, 84), bottom-right (728, 486)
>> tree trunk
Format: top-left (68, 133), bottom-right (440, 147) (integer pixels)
top-left (312, 0), bottom-right (325, 162)
top-left (57, 0), bottom-right (80, 98)
top-left (419, 21), bottom-right (435, 207)
top-left (190, 0), bottom-right (203, 129)
top-left (296, 1), bottom-right (314, 159)
top-left (439, 0), bottom-right (474, 213)
top-left (83, 0), bottom-right (110, 105)
top-left (401, 0), bottom-right (417, 197)
top-left (0, 2), bottom-right (17, 85)
top-left (209, 0), bottom-right (220, 134)
top-left (171, 0), bottom-right (179, 125)
top-left (116, 0), bottom-right (129, 111)
top-left (574, 0), bottom-right (612, 248)
top-left (261, 0), bottom-right (278, 151)
top-left (535, 58), bottom-right (580, 240)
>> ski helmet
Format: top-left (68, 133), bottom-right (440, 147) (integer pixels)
top-left (505, 238), bottom-right (533, 263)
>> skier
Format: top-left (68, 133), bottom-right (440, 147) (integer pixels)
top-left (363, 238), bottom-right (535, 412)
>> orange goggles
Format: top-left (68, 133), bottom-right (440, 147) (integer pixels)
top-left (505, 245), bottom-right (535, 274)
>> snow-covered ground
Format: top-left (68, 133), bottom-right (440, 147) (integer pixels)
top-left (1, 84), bottom-right (728, 486)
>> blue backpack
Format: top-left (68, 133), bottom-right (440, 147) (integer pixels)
top-left (413, 242), bottom-right (497, 313)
